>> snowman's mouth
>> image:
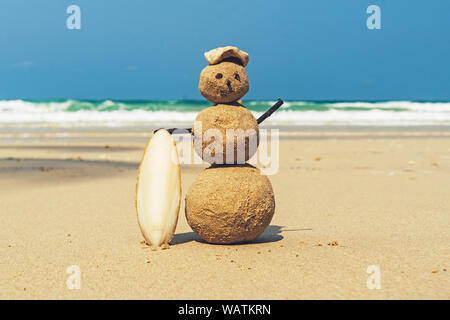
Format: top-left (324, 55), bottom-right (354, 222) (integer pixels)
top-left (220, 86), bottom-right (233, 96)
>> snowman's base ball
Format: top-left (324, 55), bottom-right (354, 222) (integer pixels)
top-left (185, 165), bottom-right (275, 244)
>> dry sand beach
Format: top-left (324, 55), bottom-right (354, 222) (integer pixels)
top-left (0, 129), bottom-right (449, 299)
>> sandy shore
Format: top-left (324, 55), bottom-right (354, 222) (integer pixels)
top-left (0, 129), bottom-right (449, 299)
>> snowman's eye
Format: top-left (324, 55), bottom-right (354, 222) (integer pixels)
top-left (215, 73), bottom-right (223, 79)
top-left (234, 73), bottom-right (240, 81)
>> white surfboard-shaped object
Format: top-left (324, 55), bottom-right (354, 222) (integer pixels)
top-left (136, 129), bottom-right (181, 250)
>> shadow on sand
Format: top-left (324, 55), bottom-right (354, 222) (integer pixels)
top-left (171, 225), bottom-right (312, 246)
top-left (0, 145), bottom-right (142, 152)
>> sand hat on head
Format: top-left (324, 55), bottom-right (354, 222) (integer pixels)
top-left (204, 46), bottom-right (249, 67)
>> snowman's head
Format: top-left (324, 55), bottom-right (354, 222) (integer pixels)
top-left (198, 46), bottom-right (249, 103)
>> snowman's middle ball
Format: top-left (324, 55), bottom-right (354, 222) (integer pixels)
top-left (193, 104), bottom-right (259, 164)
top-left (199, 61), bottom-right (249, 103)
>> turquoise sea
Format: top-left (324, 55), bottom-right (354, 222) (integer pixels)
top-left (0, 99), bottom-right (449, 128)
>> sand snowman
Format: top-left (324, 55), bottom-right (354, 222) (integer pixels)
top-left (185, 46), bottom-right (276, 244)
top-left (136, 46), bottom-right (281, 249)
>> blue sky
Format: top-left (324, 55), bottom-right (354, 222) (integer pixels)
top-left (0, 0), bottom-right (449, 100)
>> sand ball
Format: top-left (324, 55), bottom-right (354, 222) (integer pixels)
top-left (193, 104), bottom-right (259, 164)
top-left (198, 60), bottom-right (249, 103)
top-left (185, 165), bottom-right (275, 244)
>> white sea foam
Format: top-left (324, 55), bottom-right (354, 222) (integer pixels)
top-left (262, 109), bottom-right (450, 126)
top-left (330, 101), bottom-right (450, 111)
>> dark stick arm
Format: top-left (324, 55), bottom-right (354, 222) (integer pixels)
top-left (155, 98), bottom-right (284, 134)
top-left (257, 98), bottom-right (284, 124)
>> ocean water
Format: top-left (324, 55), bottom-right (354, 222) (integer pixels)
top-left (0, 99), bottom-right (449, 129)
